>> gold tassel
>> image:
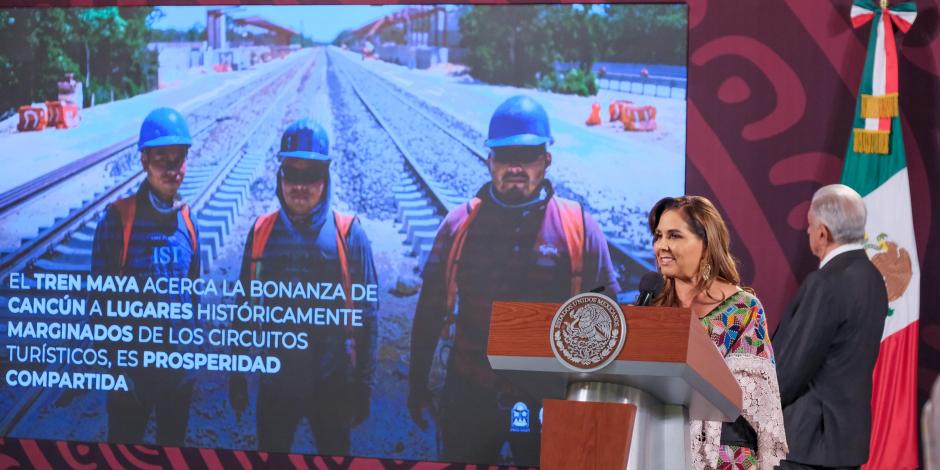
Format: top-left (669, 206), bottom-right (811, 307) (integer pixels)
top-left (860, 93), bottom-right (899, 118)
top-left (853, 129), bottom-right (890, 154)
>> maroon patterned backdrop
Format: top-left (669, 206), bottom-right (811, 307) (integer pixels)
top-left (684, 0), bottom-right (939, 415)
top-left (0, 0), bottom-right (938, 467)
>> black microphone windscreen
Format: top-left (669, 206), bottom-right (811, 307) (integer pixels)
top-left (638, 272), bottom-right (664, 295)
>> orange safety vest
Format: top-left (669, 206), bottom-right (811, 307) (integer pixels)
top-left (443, 196), bottom-right (586, 314)
top-left (248, 210), bottom-right (356, 310)
top-left (112, 197), bottom-right (198, 273)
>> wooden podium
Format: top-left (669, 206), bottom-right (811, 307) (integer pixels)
top-left (487, 302), bottom-right (742, 470)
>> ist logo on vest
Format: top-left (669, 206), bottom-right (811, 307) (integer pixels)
top-left (153, 245), bottom-right (188, 265)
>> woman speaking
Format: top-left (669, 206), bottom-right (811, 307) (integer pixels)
top-left (648, 196), bottom-right (789, 469)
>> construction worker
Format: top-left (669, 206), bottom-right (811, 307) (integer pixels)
top-left (231, 118), bottom-right (377, 454)
top-left (91, 107), bottom-right (200, 446)
top-left (407, 95), bottom-right (621, 465)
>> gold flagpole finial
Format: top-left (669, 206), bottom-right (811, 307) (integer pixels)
top-left (881, 0), bottom-right (889, 9)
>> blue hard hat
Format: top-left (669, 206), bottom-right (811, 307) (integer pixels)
top-left (138, 107), bottom-right (192, 150)
top-left (485, 95), bottom-right (554, 148)
top-left (278, 118), bottom-right (330, 161)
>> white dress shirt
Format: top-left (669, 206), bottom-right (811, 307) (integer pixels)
top-left (819, 243), bottom-right (865, 269)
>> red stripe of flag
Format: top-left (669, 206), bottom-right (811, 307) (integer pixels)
top-left (862, 321), bottom-right (919, 470)
top-left (880, 12), bottom-right (897, 131)
top-left (852, 12), bottom-right (875, 28)
top-left (890, 14), bottom-right (914, 33)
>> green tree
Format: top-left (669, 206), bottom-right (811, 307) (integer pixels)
top-left (0, 10), bottom-right (79, 117)
top-left (460, 5), bottom-right (609, 94)
top-left (459, 5), bottom-right (556, 87)
top-left (456, 4), bottom-right (685, 94)
top-left (603, 4), bottom-right (686, 65)
top-left (72, 9), bottom-right (127, 93)
top-left (150, 24), bottom-right (206, 43)
top-left (72, 8), bottom-right (158, 106)
top-left (0, 7), bottom-right (157, 117)
top-left (545, 6), bottom-right (606, 74)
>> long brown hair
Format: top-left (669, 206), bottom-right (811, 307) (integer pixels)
top-left (647, 196), bottom-right (743, 307)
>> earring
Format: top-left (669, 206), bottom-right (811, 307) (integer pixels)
top-left (701, 261), bottom-right (712, 283)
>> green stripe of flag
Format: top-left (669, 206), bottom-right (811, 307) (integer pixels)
top-left (842, 7), bottom-right (906, 197)
top-left (890, 2), bottom-right (918, 13)
top-left (842, 117), bottom-right (907, 197)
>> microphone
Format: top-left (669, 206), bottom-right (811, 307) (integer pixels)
top-left (635, 272), bottom-right (664, 306)
top-left (588, 285), bottom-right (606, 294)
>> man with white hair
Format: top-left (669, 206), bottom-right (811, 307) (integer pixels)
top-left (772, 184), bottom-right (889, 470)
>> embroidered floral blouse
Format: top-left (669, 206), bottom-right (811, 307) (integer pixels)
top-left (690, 290), bottom-right (789, 470)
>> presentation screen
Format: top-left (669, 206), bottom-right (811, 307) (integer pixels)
top-left (0, 4), bottom-right (686, 466)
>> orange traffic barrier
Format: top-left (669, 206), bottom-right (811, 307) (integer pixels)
top-left (57, 102), bottom-right (80, 128)
top-left (43, 101), bottom-right (81, 129)
top-left (17, 105), bottom-right (47, 132)
top-left (608, 100), bottom-right (633, 122)
top-left (46, 101), bottom-right (62, 128)
top-left (61, 103), bottom-right (80, 128)
top-left (619, 104), bottom-right (657, 132)
top-left (585, 102), bottom-right (601, 126)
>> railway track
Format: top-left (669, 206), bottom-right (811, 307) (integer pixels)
top-left (329, 49), bottom-right (655, 293)
top-left (0, 52), bottom-right (313, 280)
top-left (0, 51), bottom-right (318, 435)
top-left (329, 50), bottom-right (655, 457)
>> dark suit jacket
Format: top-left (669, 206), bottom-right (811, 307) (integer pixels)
top-left (772, 249), bottom-right (888, 466)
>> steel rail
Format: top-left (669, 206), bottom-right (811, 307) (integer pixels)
top-left (0, 53), bottom-right (317, 436)
top-left (0, 55), bottom-right (307, 279)
top-left (331, 49), bottom-right (656, 277)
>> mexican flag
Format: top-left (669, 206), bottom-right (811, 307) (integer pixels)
top-left (845, 2), bottom-right (919, 468)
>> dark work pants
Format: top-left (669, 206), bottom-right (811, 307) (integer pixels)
top-left (438, 379), bottom-right (540, 466)
top-left (256, 377), bottom-right (352, 455)
top-left (107, 370), bottom-right (194, 447)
